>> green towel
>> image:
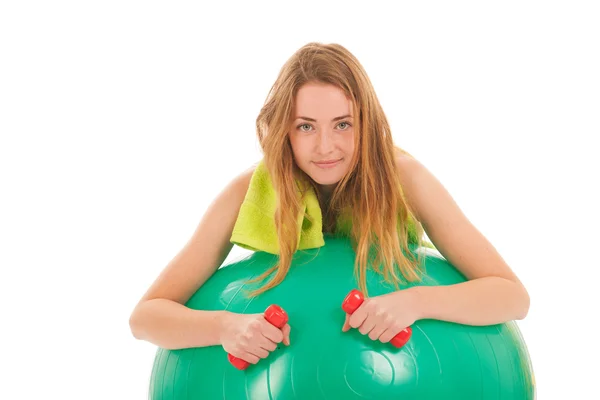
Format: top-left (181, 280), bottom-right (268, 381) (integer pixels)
top-left (230, 159), bottom-right (428, 254)
top-left (230, 159), bottom-right (325, 254)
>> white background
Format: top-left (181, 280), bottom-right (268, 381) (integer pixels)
top-left (1, 1), bottom-right (598, 399)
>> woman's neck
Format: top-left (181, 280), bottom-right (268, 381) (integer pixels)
top-left (317, 185), bottom-right (337, 234)
top-left (318, 183), bottom-right (335, 200)
top-left (318, 189), bottom-right (333, 211)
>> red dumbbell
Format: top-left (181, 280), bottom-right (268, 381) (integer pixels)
top-left (227, 304), bottom-right (289, 370)
top-left (342, 289), bottom-right (412, 348)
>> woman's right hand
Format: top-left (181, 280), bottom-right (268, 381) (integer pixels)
top-left (220, 311), bottom-right (291, 365)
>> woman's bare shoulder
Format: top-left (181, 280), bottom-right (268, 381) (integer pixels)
top-left (133, 162), bottom-right (259, 306)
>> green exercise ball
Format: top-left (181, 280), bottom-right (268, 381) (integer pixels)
top-left (149, 236), bottom-right (535, 399)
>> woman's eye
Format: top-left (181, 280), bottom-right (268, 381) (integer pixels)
top-left (297, 122), bottom-right (351, 132)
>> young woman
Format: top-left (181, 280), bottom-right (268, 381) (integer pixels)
top-left (129, 42), bottom-right (530, 367)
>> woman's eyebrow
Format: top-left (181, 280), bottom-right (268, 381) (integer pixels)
top-left (296, 114), bottom-right (353, 122)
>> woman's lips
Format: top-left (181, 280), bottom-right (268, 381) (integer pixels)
top-left (314, 159), bottom-right (341, 168)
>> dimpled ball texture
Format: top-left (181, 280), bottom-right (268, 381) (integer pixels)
top-left (149, 236), bottom-right (535, 400)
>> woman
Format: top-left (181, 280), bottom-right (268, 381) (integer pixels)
top-left (129, 42), bottom-right (530, 367)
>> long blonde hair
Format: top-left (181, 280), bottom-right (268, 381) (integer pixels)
top-left (248, 42), bottom-right (427, 297)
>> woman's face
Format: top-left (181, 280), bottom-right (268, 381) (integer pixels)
top-left (289, 82), bottom-right (356, 194)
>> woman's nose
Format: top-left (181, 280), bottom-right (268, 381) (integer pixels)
top-left (316, 129), bottom-right (334, 153)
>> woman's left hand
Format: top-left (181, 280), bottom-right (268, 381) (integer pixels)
top-left (342, 289), bottom-right (420, 343)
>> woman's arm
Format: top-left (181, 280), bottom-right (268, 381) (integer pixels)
top-left (130, 300), bottom-right (230, 349)
top-left (396, 153), bottom-right (530, 325)
top-left (409, 276), bottom-right (529, 325)
top-left (129, 167), bottom-right (254, 349)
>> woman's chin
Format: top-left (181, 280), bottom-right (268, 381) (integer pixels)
top-left (311, 176), bottom-right (342, 188)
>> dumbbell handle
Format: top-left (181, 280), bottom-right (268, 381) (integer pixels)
top-left (342, 289), bottom-right (412, 348)
top-left (227, 304), bottom-right (288, 370)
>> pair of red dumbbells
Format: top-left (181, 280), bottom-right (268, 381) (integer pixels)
top-left (228, 289), bottom-right (413, 370)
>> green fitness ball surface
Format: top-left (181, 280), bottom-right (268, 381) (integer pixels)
top-left (149, 237), bottom-right (535, 399)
